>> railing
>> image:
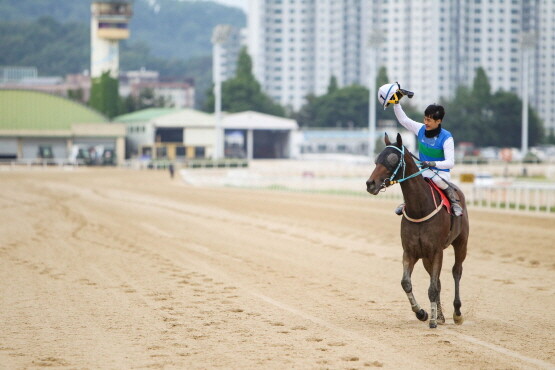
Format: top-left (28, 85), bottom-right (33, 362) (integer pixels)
top-left (121, 158), bottom-right (249, 170)
top-left (0, 159), bottom-right (82, 168)
top-left (463, 183), bottom-right (555, 213)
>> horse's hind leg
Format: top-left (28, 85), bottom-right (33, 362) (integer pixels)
top-left (423, 258), bottom-right (445, 324)
top-left (401, 252), bottom-right (428, 322)
top-left (452, 236), bottom-right (468, 325)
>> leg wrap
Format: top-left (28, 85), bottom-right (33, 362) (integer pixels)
top-left (406, 292), bottom-right (421, 313)
top-left (430, 302), bottom-right (437, 321)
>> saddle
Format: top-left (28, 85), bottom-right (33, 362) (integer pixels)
top-left (425, 178), bottom-right (451, 215)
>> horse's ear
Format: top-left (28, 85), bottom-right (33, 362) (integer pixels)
top-left (384, 133), bottom-right (391, 146)
top-left (396, 133), bottom-right (403, 147)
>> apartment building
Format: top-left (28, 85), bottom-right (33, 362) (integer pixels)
top-left (247, 0), bottom-right (364, 111)
top-left (245, 0), bottom-right (555, 135)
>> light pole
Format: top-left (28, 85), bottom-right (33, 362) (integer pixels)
top-left (211, 25), bottom-right (232, 160)
top-left (520, 32), bottom-right (535, 159)
top-left (367, 29), bottom-right (383, 160)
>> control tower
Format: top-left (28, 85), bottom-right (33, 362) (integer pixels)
top-left (91, 0), bottom-right (133, 78)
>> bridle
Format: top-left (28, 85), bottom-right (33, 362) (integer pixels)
top-left (378, 145), bottom-right (426, 191)
top-left (376, 145), bottom-right (446, 223)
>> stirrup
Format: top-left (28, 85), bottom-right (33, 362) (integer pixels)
top-left (444, 186), bottom-right (463, 217)
top-left (394, 204), bottom-right (405, 216)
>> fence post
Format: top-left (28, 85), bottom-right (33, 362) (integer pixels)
top-left (525, 186), bottom-right (532, 211)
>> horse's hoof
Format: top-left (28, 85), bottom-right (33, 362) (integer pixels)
top-left (453, 313), bottom-right (464, 325)
top-left (416, 309), bottom-right (428, 321)
top-left (429, 320), bottom-right (437, 329)
top-left (437, 315), bottom-right (446, 325)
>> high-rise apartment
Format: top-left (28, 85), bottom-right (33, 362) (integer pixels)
top-left (368, 1), bottom-right (460, 107)
top-left (535, 0), bottom-right (555, 136)
top-left (247, 0), bottom-right (364, 111)
top-left (246, 0), bottom-right (555, 134)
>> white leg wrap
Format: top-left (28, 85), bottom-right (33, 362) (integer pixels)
top-left (431, 302), bottom-right (437, 321)
top-left (407, 292), bottom-right (421, 312)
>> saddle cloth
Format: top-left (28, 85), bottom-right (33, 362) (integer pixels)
top-left (425, 178), bottom-right (451, 215)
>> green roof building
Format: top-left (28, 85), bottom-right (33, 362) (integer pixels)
top-left (113, 108), bottom-right (298, 160)
top-left (0, 89), bottom-right (126, 164)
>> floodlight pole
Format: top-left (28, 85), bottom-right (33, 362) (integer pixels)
top-left (368, 57), bottom-right (377, 160)
top-left (367, 30), bottom-right (382, 160)
top-left (520, 32), bottom-right (535, 158)
top-left (213, 42), bottom-right (223, 159)
top-left (212, 26), bottom-right (231, 160)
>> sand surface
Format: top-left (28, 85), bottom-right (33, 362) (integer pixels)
top-left (1, 168), bottom-right (554, 369)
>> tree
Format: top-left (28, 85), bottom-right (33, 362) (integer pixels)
top-left (547, 130), bottom-right (555, 145)
top-left (293, 93), bottom-right (318, 127)
top-left (311, 85), bottom-right (369, 128)
top-left (0, 17), bottom-right (89, 75)
top-left (489, 91), bottom-right (543, 147)
top-left (67, 88), bottom-right (84, 103)
top-left (89, 71), bottom-right (120, 119)
top-left (204, 47), bottom-right (285, 116)
top-left (294, 66), bottom-right (420, 128)
top-left (473, 67), bottom-right (491, 102)
top-left (443, 67), bottom-right (544, 147)
top-left (327, 76), bottom-right (338, 94)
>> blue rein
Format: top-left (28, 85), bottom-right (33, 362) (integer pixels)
top-left (382, 145), bottom-right (427, 188)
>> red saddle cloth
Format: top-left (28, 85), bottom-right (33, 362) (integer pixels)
top-left (426, 179), bottom-right (451, 215)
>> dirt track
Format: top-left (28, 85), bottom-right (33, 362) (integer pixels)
top-left (1, 168), bottom-right (554, 369)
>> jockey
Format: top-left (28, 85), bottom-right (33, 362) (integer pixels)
top-left (378, 83), bottom-right (463, 217)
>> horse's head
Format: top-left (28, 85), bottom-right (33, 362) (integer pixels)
top-left (366, 133), bottom-right (405, 195)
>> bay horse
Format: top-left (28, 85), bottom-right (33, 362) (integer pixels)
top-left (365, 133), bottom-right (469, 328)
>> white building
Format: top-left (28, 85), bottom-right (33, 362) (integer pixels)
top-left (115, 108), bottom-right (297, 160)
top-left (246, 0), bottom-right (555, 135)
top-left (535, 0), bottom-right (555, 136)
top-left (222, 111), bottom-right (298, 159)
top-left (247, 0), bottom-right (364, 111)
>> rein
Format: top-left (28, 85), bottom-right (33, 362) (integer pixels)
top-left (379, 145), bottom-right (426, 189)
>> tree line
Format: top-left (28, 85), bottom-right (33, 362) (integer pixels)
top-left (203, 48), bottom-right (547, 147)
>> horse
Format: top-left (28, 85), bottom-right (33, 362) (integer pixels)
top-left (365, 133), bottom-right (469, 328)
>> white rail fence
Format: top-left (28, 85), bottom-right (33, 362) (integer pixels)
top-left (464, 183), bottom-right (555, 213)
top-left (3, 157), bottom-right (554, 214)
top-left (180, 164), bottom-right (555, 215)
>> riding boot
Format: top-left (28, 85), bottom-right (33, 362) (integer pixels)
top-left (394, 203), bottom-right (405, 216)
top-left (444, 185), bottom-right (463, 216)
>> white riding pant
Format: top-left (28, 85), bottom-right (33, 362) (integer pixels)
top-left (422, 169), bottom-right (450, 190)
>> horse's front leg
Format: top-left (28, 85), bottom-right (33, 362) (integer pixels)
top-left (401, 252), bottom-right (428, 322)
top-left (428, 252), bottom-right (444, 328)
top-left (422, 258), bottom-right (445, 324)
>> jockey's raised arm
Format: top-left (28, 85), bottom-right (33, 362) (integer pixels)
top-left (393, 103), bottom-right (422, 135)
top-left (380, 82), bottom-right (463, 217)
